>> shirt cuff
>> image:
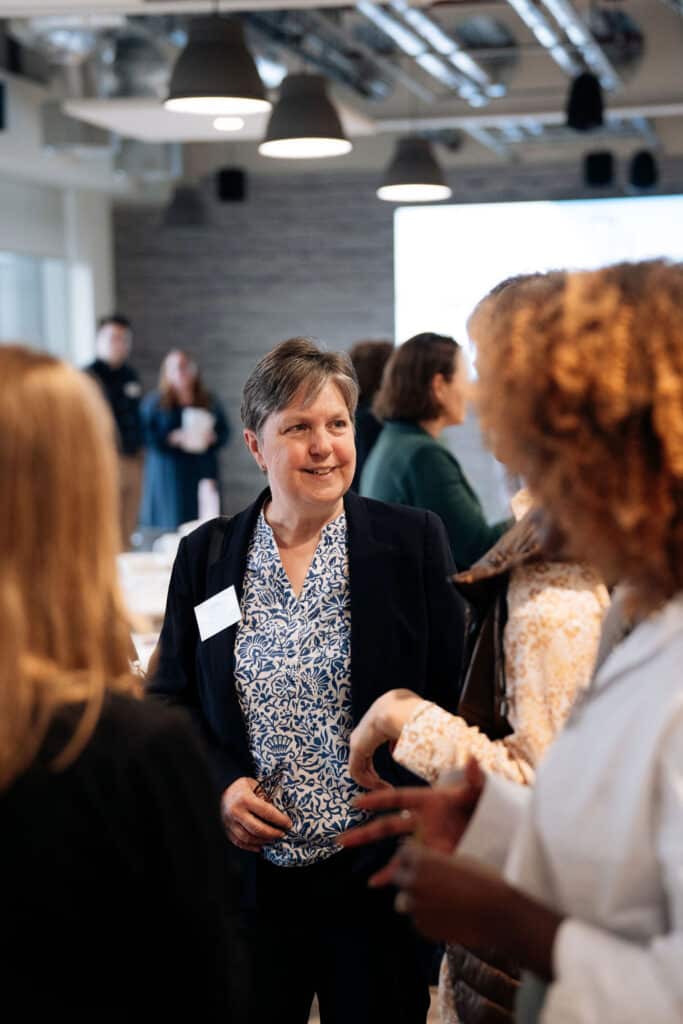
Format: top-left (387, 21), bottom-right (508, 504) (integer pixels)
top-left (456, 773), bottom-right (529, 872)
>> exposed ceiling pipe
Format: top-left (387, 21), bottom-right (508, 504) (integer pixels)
top-left (387, 0), bottom-right (505, 97)
top-left (460, 124), bottom-right (511, 159)
top-left (538, 0), bottom-right (620, 89)
top-left (355, 0), bottom-right (490, 106)
top-left (244, 10), bottom-right (391, 101)
top-left (504, 0), bottom-right (583, 78)
top-left (305, 9), bottom-right (435, 104)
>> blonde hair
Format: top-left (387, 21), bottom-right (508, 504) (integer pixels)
top-left (471, 260), bottom-right (683, 612)
top-left (0, 346), bottom-right (138, 790)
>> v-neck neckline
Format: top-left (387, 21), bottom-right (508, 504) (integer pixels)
top-left (259, 510), bottom-right (346, 605)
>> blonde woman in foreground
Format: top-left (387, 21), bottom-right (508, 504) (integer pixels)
top-left (342, 260), bottom-right (683, 1023)
top-left (0, 346), bottom-right (242, 1019)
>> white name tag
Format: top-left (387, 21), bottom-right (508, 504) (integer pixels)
top-left (194, 585), bottom-right (241, 641)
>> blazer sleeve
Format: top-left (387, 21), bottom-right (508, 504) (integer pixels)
top-left (146, 535), bottom-right (247, 792)
top-left (422, 509), bottom-right (466, 716)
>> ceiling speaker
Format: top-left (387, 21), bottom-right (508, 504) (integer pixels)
top-left (216, 167), bottom-right (246, 201)
top-left (567, 72), bottom-right (603, 132)
top-left (584, 151), bottom-right (614, 187)
top-left (629, 150), bottom-right (658, 190)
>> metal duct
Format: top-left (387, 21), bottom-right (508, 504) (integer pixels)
top-left (103, 31), bottom-right (169, 99)
top-left (244, 10), bottom-right (392, 101)
top-left (9, 15), bottom-right (124, 66)
top-left (41, 100), bottom-right (111, 153)
top-left (114, 138), bottom-right (183, 181)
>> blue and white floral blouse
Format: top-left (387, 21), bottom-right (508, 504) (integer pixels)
top-left (233, 509), bottom-right (366, 866)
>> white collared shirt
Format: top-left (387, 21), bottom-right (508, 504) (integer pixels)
top-left (459, 593), bottom-right (683, 1022)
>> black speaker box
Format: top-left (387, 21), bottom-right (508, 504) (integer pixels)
top-left (584, 151), bottom-right (614, 187)
top-left (567, 72), bottom-right (603, 132)
top-left (216, 168), bottom-right (246, 202)
top-left (629, 150), bottom-right (658, 190)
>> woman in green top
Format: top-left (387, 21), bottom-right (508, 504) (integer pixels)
top-left (360, 332), bottom-right (509, 570)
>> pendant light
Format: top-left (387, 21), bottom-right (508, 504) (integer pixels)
top-left (165, 17), bottom-right (270, 117)
top-left (259, 74), bottom-right (352, 159)
top-left (566, 72), bottom-right (603, 132)
top-left (377, 137), bottom-right (452, 203)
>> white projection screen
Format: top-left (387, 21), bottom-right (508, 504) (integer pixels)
top-left (394, 194), bottom-right (683, 358)
top-left (393, 193), bottom-right (683, 520)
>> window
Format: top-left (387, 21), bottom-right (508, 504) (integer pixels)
top-left (0, 251), bottom-right (70, 358)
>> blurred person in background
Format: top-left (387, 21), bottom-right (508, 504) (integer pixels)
top-left (0, 345), bottom-right (244, 1019)
top-left (348, 338), bottom-right (393, 490)
top-left (140, 349), bottom-right (230, 530)
top-left (342, 260), bottom-right (683, 1024)
top-left (148, 337), bottom-right (465, 1024)
top-left (85, 313), bottom-right (143, 548)
top-left (361, 332), bottom-right (509, 570)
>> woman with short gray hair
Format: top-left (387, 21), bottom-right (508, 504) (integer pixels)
top-left (150, 336), bottom-right (465, 1024)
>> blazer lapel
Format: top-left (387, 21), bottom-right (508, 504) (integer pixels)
top-left (204, 489), bottom-right (268, 700)
top-left (345, 491), bottom-right (402, 723)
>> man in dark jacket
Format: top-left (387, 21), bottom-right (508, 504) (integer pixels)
top-left (85, 314), bottom-right (143, 548)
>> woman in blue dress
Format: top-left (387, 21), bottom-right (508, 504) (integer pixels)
top-left (140, 349), bottom-right (230, 529)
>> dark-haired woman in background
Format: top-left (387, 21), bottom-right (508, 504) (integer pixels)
top-left (348, 338), bottom-right (393, 490)
top-left (141, 349), bottom-right (230, 529)
top-left (360, 332), bottom-right (508, 569)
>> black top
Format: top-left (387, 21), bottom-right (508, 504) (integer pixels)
top-left (351, 402), bottom-right (383, 491)
top-left (85, 359), bottom-right (144, 455)
top-left (0, 694), bottom-right (245, 1019)
top-left (148, 488), bottom-right (465, 796)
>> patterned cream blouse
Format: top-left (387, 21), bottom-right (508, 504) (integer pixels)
top-left (392, 490), bottom-right (609, 787)
top-left (393, 559), bottom-right (609, 786)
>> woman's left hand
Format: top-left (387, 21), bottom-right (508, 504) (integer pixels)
top-left (387, 842), bottom-right (561, 980)
top-left (348, 689), bottom-right (427, 789)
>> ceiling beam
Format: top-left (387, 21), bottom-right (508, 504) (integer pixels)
top-left (376, 99), bottom-right (683, 133)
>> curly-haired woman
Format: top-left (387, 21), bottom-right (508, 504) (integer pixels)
top-left (343, 260), bottom-right (683, 1023)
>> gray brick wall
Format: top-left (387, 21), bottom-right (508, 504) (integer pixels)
top-left (114, 158), bottom-right (683, 518)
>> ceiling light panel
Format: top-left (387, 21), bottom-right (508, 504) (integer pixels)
top-left (506, 0), bottom-right (582, 77)
top-left (388, 0), bottom-right (498, 92)
top-left (540, 0), bottom-right (620, 89)
top-left (356, 0), bottom-right (423, 58)
top-left (356, 0), bottom-right (488, 105)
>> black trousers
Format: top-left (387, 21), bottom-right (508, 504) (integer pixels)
top-left (249, 847), bottom-right (431, 1024)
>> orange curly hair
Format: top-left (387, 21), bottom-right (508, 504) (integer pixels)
top-left (470, 260), bottom-right (683, 611)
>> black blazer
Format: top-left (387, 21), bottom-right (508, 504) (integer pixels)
top-left (149, 488), bottom-right (465, 793)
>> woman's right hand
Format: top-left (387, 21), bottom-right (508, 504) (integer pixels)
top-left (348, 689), bottom-right (427, 789)
top-left (167, 428), bottom-right (186, 448)
top-left (339, 757), bottom-right (485, 878)
top-left (220, 777), bottom-right (292, 853)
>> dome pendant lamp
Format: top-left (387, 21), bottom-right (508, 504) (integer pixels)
top-left (165, 17), bottom-right (270, 117)
top-left (259, 74), bottom-right (352, 159)
top-left (377, 137), bottom-right (452, 202)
